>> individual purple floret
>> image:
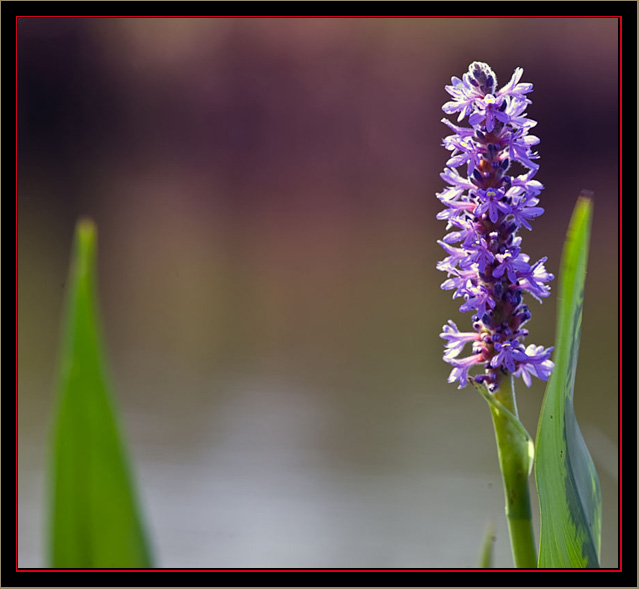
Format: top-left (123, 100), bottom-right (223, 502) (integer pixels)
top-left (437, 62), bottom-right (554, 392)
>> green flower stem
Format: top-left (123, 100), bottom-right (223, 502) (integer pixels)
top-left (490, 375), bottom-right (537, 568)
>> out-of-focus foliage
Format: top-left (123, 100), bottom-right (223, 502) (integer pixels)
top-left (48, 219), bottom-right (152, 568)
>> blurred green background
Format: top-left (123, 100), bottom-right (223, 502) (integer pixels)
top-left (18, 17), bottom-right (618, 568)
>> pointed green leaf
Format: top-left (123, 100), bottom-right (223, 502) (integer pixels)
top-left (535, 194), bottom-right (601, 568)
top-left (48, 219), bottom-right (153, 568)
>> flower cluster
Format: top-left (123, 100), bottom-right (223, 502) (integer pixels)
top-left (437, 62), bottom-right (554, 392)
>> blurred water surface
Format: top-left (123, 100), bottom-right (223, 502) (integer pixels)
top-left (18, 17), bottom-right (619, 568)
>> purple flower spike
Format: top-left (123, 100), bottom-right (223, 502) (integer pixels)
top-left (437, 62), bottom-right (554, 392)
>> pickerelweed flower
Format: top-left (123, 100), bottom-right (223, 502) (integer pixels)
top-left (437, 62), bottom-right (554, 392)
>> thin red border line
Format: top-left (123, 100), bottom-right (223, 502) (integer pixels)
top-left (16, 13), bottom-right (624, 573)
top-left (16, 13), bottom-right (19, 574)
top-left (16, 568), bottom-right (621, 573)
top-left (617, 12), bottom-right (622, 573)
top-left (14, 15), bottom-right (625, 18)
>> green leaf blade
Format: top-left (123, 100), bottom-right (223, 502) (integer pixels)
top-left (48, 219), bottom-right (153, 568)
top-left (535, 194), bottom-right (601, 568)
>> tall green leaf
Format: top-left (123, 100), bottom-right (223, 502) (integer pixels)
top-left (48, 219), bottom-right (153, 568)
top-left (535, 194), bottom-right (601, 568)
